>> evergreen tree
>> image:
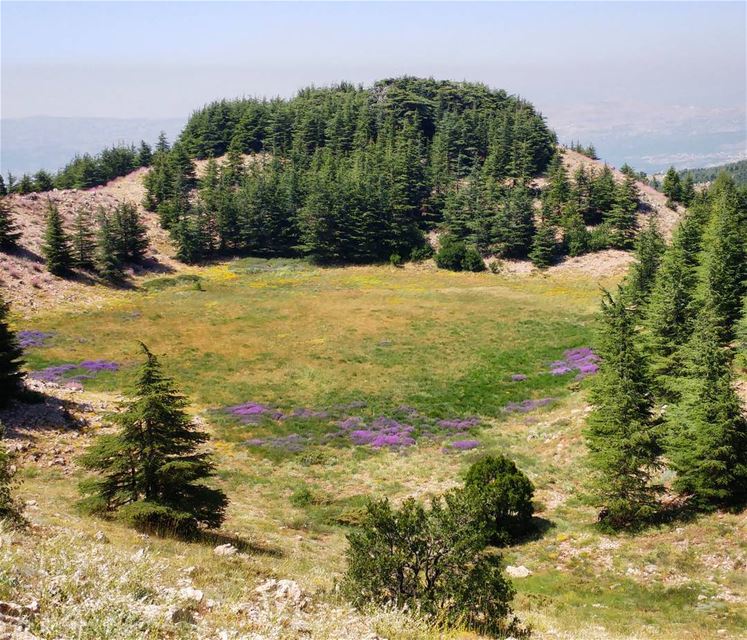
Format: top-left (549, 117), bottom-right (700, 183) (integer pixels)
top-left (590, 165), bottom-right (616, 223)
top-left (662, 167), bottom-right (682, 204)
top-left (585, 289), bottom-right (660, 529)
top-left (699, 175), bottom-right (747, 341)
top-left (155, 131), bottom-right (170, 153)
top-left (571, 165), bottom-right (594, 223)
top-left (0, 175), bottom-right (6, 196)
top-left (78, 344), bottom-right (228, 535)
top-left (42, 201), bottom-right (72, 276)
top-left (605, 175), bottom-right (639, 249)
top-left (496, 184), bottom-right (535, 258)
top-left (680, 173), bottom-right (696, 206)
top-left (0, 298), bottom-right (25, 408)
top-left (560, 202), bottom-right (591, 257)
top-left (667, 303), bottom-right (747, 509)
top-left (96, 210), bottom-right (124, 283)
top-left (644, 235), bottom-right (697, 387)
top-left (529, 213), bottom-right (557, 269)
top-left (112, 202), bottom-right (149, 263)
top-left (0, 199), bottom-right (21, 250)
top-left (34, 170), bottom-right (55, 192)
top-left (0, 423), bottom-right (26, 528)
top-left (542, 152), bottom-right (570, 218)
top-left (137, 141), bottom-right (153, 167)
top-left (71, 207), bottom-right (97, 269)
top-left (625, 216), bottom-right (665, 305)
top-left (17, 175), bottom-right (35, 195)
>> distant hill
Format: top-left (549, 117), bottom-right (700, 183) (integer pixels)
top-left (0, 116), bottom-right (184, 176)
top-left (679, 159), bottom-right (747, 186)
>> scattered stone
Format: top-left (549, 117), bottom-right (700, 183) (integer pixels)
top-left (255, 578), bottom-right (310, 611)
top-left (94, 531), bottom-right (109, 544)
top-left (505, 565), bottom-right (532, 578)
top-left (213, 543), bottom-right (237, 557)
top-left (131, 548), bottom-right (147, 562)
top-left (178, 587), bottom-right (204, 604)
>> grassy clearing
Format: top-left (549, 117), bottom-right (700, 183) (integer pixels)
top-left (7, 259), bottom-right (746, 639)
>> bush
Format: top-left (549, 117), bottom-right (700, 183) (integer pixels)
top-left (589, 223), bottom-right (613, 252)
top-left (389, 253), bottom-right (404, 268)
top-left (0, 424), bottom-right (26, 529)
top-left (462, 246), bottom-right (486, 272)
top-left (463, 455), bottom-right (535, 545)
top-left (409, 243), bottom-right (434, 262)
top-left (343, 493), bottom-right (517, 637)
top-left (118, 501), bottom-right (198, 537)
top-left (435, 235), bottom-right (466, 271)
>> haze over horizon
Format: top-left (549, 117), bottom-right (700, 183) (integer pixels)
top-left (2, 1), bottom-right (745, 175)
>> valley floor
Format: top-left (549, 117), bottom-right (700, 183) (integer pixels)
top-left (1, 260), bottom-right (745, 640)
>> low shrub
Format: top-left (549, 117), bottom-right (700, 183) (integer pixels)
top-left (117, 501), bottom-right (198, 537)
top-left (435, 235), bottom-right (466, 271)
top-left (409, 243), bottom-right (434, 262)
top-left (462, 246), bottom-right (486, 272)
top-left (463, 455), bottom-right (535, 545)
top-left (343, 493), bottom-right (517, 637)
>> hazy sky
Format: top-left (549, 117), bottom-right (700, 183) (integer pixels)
top-left (2, 1), bottom-right (746, 170)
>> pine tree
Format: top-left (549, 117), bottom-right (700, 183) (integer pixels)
top-left (78, 343), bottom-right (228, 535)
top-left (137, 141), bottom-right (153, 167)
top-left (0, 298), bottom-right (24, 408)
top-left (34, 170), bottom-right (55, 192)
top-left (662, 167), bottom-right (682, 204)
top-left (529, 213), bottom-right (557, 269)
top-left (42, 201), bottom-right (72, 276)
top-left (699, 175), bottom-right (747, 341)
top-left (624, 216), bottom-right (665, 306)
top-left (605, 175), bottom-right (639, 249)
top-left (112, 202), bottom-right (149, 263)
top-left (96, 210), bottom-right (124, 283)
top-left (155, 131), bottom-right (170, 153)
top-left (542, 152), bottom-right (570, 218)
top-left (585, 289), bottom-right (660, 529)
top-left (71, 207), bottom-right (97, 269)
top-left (681, 173), bottom-right (696, 206)
top-left (0, 423), bottom-right (26, 528)
top-left (560, 202), bottom-right (591, 257)
top-left (0, 175), bottom-right (6, 196)
top-left (644, 235), bottom-right (697, 388)
top-left (667, 302), bottom-right (747, 509)
top-left (590, 165), bottom-right (616, 223)
top-left (0, 199), bottom-right (21, 250)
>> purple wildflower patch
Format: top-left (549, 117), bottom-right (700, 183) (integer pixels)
top-left (436, 417), bottom-right (481, 431)
top-left (511, 374), bottom-right (528, 382)
top-left (17, 330), bottom-right (55, 349)
top-left (444, 439), bottom-right (480, 452)
top-left (29, 359), bottom-right (119, 387)
top-left (547, 346), bottom-right (601, 380)
top-left (504, 398), bottom-right (554, 413)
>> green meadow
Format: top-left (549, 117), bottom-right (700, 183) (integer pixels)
top-left (12, 260), bottom-right (746, 640)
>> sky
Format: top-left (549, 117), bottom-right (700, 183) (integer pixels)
top-left (1, 1), bottom-right (746, 172)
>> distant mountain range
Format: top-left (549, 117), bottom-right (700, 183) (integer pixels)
top-left (0, 116), bottom-right (185, 176)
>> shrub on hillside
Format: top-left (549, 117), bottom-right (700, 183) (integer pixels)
top-left (435, 235), bottom-right (467, 271)
top-left (343, 493), bottom-right (518, 637)
top-left (463, 455), bottom-right (535, 545)
top-left (0, 424), bottom-right (26, 529)
top-left (462, 246), bottom-right (486, 272)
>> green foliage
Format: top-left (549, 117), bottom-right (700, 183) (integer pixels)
top-left (699, 175), bottom-right (747, 341)
top-left (435, 234), bottom-right (467, 271)
top-left (78, 344), bottom-right (228, 535)
top-left (71, 207), bottom-right (97, 270)
top-left (605, 175), bottom-right (639, 249)
top-left (145, 78), bottom-right (556, 265)
top-left (462, 245), bottom-right (486, 272)
top-left (624, 216), bottom-right (665, 306)
top-left (42, 201), bottom-right (72, 276)
top-left (667, 303), bottom-right (747, 509)
top-left (0, 299), bottom-right (24, 408)
top-left (463, 455), bottom-right (535, 545)
top-left (662, 167), bottom-right (682, 204)
top-left (342, 493), bottom-right (517, 637)
top-left (0, 198), bottom-right (21, 250)
top-left (0, 424), bottom-right (26, 529)
top-left (679, 159), bottom-right (747, 188)
top-left (560, 203), bottom-right (591, 257)
top-left (585, 290), bottom-right (660, 529)
top-left (529, 216), bottom-right (557, 269)
top-left (95, 210), bottom-right (124, 283)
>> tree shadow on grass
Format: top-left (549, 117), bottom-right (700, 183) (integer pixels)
top-left (0, 391), bottom-right (84, 437)
top-left (196, 529), bottom-right (284, 558)
top-left (513, 515), bottom-right (556, 545)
